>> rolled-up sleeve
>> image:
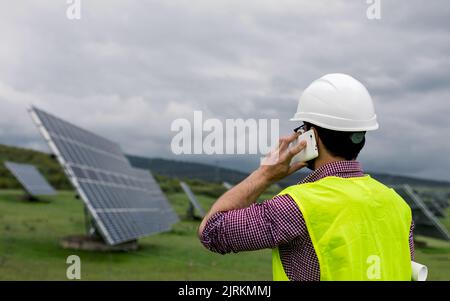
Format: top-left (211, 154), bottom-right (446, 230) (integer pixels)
top-left (200, 194), bottom-right (308, 254)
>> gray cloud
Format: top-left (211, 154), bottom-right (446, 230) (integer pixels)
top-left (0, 0), bottom-right (449, 181)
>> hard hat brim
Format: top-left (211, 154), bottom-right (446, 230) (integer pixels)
top-left (290, 112), bottom-right (379, 132)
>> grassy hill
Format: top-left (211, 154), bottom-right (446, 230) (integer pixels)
top-left (0, 144), bottom-right (71, 190)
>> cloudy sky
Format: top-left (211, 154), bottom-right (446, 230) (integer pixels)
top-left (0, 0), bottom-right (449, 181)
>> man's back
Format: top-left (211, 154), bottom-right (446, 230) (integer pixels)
top-left (274, 175), bottom-right (412, 280)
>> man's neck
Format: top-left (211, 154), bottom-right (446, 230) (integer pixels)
top-left (313, 154), bottom-right (347, 170)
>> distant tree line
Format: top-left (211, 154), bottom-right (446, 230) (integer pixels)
top-left (0, 144), bottom-right (228, 198)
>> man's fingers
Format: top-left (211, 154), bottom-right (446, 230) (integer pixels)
top-left (286, 131), bottom-right (301, 144)
top-left (279, 132), bottom-right (301, 152)
top-left (278, 136), bottom-right (289, 151)
top-left (278, 137), bottom-right (286, 147)
top-left (287, 140), bottom-right (307, 159)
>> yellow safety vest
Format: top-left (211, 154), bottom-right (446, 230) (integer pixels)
top-left (273, 175), bottom-right (412, 281)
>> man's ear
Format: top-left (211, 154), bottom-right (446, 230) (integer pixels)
top-left (312, 127), bottom-right (323, 155)
top-left (312, 127), bottom-right (320, 147)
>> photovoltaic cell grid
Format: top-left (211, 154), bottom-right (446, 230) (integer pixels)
top-left (29, 107), bottom-right (179, 245)
top-left (133, 168), bottom-right (179, 225)
top-left (4, 161), bottom-right (56, 196)
top-left (393, 185), bottom-right (450, 241)
top-left (180, 181), bottom-right (206, 218)
top-left (433, 194), bottom-right (450, 210)
top-left (423, 199), bottom-right (446, 218)
top-left (418, 191), bottom-right (449, 217)
top-left (431, 194), bottom-right (449, 210)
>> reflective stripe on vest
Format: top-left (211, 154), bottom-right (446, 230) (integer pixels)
top-left (272, 175), bottom-right (412, 281)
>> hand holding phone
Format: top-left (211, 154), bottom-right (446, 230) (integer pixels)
top-left (291, 129), bottom-right (319, 163)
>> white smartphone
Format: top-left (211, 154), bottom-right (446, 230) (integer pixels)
top-left (291, 129), bottom-right (319, 163)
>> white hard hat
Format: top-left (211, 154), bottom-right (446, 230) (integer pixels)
top-left (291, 73), bottom-right (379, 131)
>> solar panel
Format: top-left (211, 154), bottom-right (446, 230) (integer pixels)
top-left (419, 191), bottom-right (449, 211)
top-left (393, 185), bottom-right (450, 241)
top-left (222, 182), bottom-right (233, 190)
top-left (425, 199), bottom-right (446, 218)
top-left (180, 181), bottom-right (206, 218)
top-left (4, 161), bottom-right (56, 196)
top-left (434, 195), bottom-right (450, 210)
top-left (132, 168), bottom-right (179, 225)
top-left (29, 107), bottom-right (179, 245)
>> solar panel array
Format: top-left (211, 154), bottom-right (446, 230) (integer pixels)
top-left (30, 107), bottom-right (179, 245)
top-left (4, 161), bottom-right (56, 196)
top-left (393, 185), bottom-right (450, 241)
top-left (180, 181), bottom-right (206, 218)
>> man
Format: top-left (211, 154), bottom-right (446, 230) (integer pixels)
top-left (198, 73), bottom-right (414, 281)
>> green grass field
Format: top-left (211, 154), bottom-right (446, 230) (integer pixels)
top-left (0, 190), bottom-right (271, 280)
top-left (0, 189), bottom-right (449, 281)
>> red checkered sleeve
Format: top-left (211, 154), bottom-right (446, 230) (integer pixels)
top-left (410, 220), bottom-right (415, 260)
top-left (200, 194), bottom-right (307, 254)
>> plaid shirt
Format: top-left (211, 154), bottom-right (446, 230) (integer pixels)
top-left (200, 160), bottom-right (415, 281)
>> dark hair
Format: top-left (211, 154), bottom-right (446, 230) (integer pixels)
top-left (304, 122), bottom-right (366, 160)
